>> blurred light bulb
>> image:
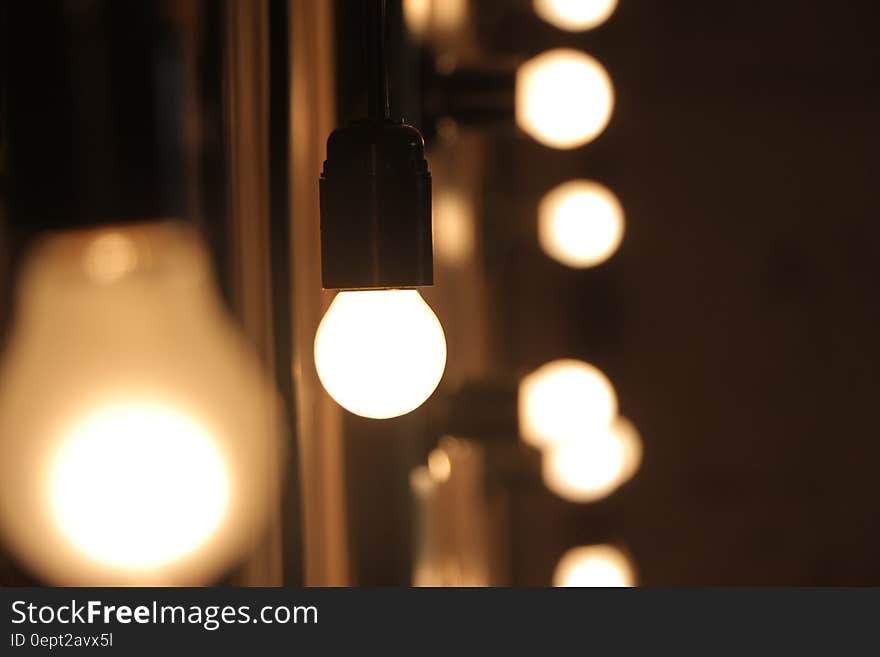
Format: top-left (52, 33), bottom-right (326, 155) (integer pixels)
top-left (554, 544), bottom-right (635, 587)
top-left (542, 416), bottom-right (642, 503)
top-left (314, 290), bottom-right (447, 419)
top-left (0, 222), bottom-right (280, 585)
top-left (428, 448), bottom-right (452, 482)
top-left (50, 403), bottom-right (228, 569)
top-left (533, 0), bottom-right (617, 32)
top-left (519, 359), bottom-right (617, 448)
top-left (538, 180), bottom-right (624, 268)
top-left (403, 0), bottom-right (432, 38)
top-left (433, 190), bottom-right (475, 267)
top-left (516, 49), bottom-right (614, 149)
top-left (403, 0), bottom-right (468, 41)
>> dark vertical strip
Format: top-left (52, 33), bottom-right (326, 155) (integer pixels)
top-left (197, 0), bottom-right (233, 305)
top-left (268, 0), bottom-right (303, 586)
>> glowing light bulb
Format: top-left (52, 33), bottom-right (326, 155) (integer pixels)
top-left (538, 180), bottom-right (624, 268)
top-left (519, 359), bottom-right (617, 448)
top-left (516, 49), bottom-right (614, 149)
top-left (542, 416), bottom-right (642, 503)
top-left (554, 544), bottom-right (635, 587)
top-left (50, 404), bottom-right (228, 569)
top-left (314, 290), bottom-right (447, 419)
top-left (0, 222), bottom-right (280, 585)
top-left (533, 0), bottom-right (617, 32)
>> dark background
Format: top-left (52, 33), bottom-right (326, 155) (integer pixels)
top-left (339, 0), bottom-right (880, 585)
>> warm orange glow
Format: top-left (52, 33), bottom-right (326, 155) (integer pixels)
top-left (428, 448), bottom-right (452, 482)
top-left (314, 290), bottom-right (447, 419)
top-left (542, 416), bottom-right (642, 503)
top-left (50, 403), bottom-right (229, 569)
top-left (554, 544), bottom-right (635, 586)
top-left (533, 0), bottom-right (617, 32)
top-left (83, 232), bottom-right (141, 283)
top-left (0, 222), bottom-right (280, 585)
top-left (538, 180), bottom-right (624, 268)
top-left (403, 0), bottom-right (468, 41)
top-left (516, 49), bottom-right (614, 149)
top-left (519, 359), bottom-right (618, 448)
top-left (433, 190), bottom-right (475, 267)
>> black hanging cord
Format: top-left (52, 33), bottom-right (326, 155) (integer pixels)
top-left (366, 0), bottom-right (390, 120)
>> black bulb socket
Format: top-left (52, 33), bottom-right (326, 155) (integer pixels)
top-left (319, 120), bottom-right (433, 290)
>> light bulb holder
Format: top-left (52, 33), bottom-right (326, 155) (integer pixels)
top-left (320, 119), bottom-right (433, 289)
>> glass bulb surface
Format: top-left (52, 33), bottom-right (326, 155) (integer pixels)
top-left (533, 0), bottom-right (617, 32)
top-left (519, 359), bottom-right (617, 448)
top-left (516, 49), bottom-right (614, 149)
top-left (542, 416), bottom-right (642, 503)
top-left (553, 544), bottom-right (635, 587)
top-left (314, 290), bottom-right (447, 419)
top-left (0, 221), bottom-right (280, 585)
top-left (538, 180), bottom-right (624, 268)
top-left (50, 403), bottom-right (228, 569)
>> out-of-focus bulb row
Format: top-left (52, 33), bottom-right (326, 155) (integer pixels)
top-left (518, 359), bottom-right (641, 504)
top-left (519, 359), bottom-right (642, 585)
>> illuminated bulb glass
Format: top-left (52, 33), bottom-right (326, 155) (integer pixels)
top-left (542, 416), bottom-right (642, 503)
top-left (519, 359), bottom-right (617, 448)
top-left (516, 49), bottom-right (614, 149)
top-left (0, 222), bottom-right (279, 585)
top-left (314, 290), bottom-right (447, 419)
top-left (50, 404), bottom-right (228, 569)
top-left (533, 0), bottom-right (617, 32)
top-left (538, 180), bottom-right (624, 268)
top-left (553, 544), bottom-right (635, 587)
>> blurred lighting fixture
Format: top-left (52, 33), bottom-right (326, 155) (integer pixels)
top-left (0, 223), bottom-right (278, 585)
top-left (427, 447), bottom-right (453, 482)
top-left (433, 190), bottom-right (476, 267)
top-left (316, 0), bottom-right (446, 419)
top-left (403, 0), bottom-right (468, 42)
top-left (542, 416), bottom-right (642, 502)
top-left (515, 49), bottom-right (614, 149)
top-left (519, 359), bottom-right (617, 448)
top-left (553, 544), bottom-right (635, 586)
top-left (533, 0), bottom-right (617, 32)
top-left (538, 180), bottom-right (624, 268)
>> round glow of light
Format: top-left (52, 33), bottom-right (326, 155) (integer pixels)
top-left (519, 359), bottom-right (617, 448)
top-left (554, 544), bottom-right (635, 587)
top-left (314, 290), bottom-right (447, 419)
top-left (538, 180), bottom-right (624, 268)
top-left (533, 0), bottom-right (617, 32)
top-left (428, 448), bottom-right (452, 483)
top-left (516, 49), bottom-right (614, 149)
top-left (543, 416), bottom-right (642, 503)
top-left (50, 403), bottom-right (229, 570)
